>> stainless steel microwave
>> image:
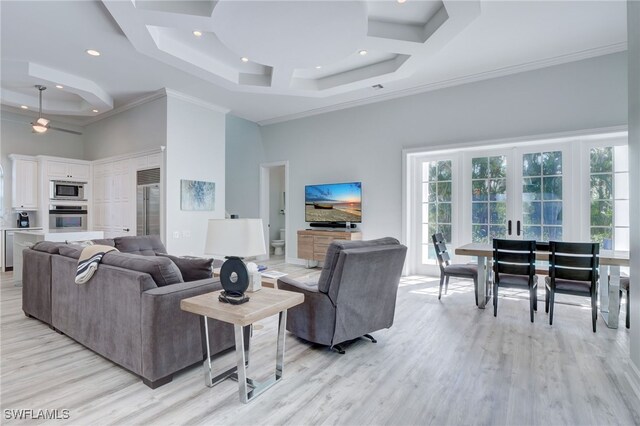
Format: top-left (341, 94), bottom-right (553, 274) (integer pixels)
top-left (49, 204), bottom-right (88, 231)
top-left (50, 180), bottom-right (86, 201)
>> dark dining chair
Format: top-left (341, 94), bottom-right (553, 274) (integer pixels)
top-left (492, 239), bottom-right (538, 322)
top-left (545, 241), bottom-right (599, 332)
top-left (432, 233), bottom-right (478, 305)
top-left (620, 276), bottom-right (630, 329)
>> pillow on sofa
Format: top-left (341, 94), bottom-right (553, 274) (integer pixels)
top-left (156, 253), bottom-right (213, 282)
top-left (113, 235), bottom-right (167, 256)
top-left (91, 238), bottom-right (115, 247)
top-left (58, 244), bottom-right (83, 259)
top-left (101, 252), bottom-right (183, 287)
top-left (31, 241), bottom-right (66, 254)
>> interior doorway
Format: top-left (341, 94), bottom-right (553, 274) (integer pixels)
top-left (259, 161), bottom-right (289, 261)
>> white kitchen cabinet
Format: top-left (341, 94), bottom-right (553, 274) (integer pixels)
top-left (47, 160), bottom-right (90, 181)
top-left (10, 155), bottom-right (38, 210)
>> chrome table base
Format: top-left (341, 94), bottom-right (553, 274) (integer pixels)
top-left (202, 311), bottom-right (288, 403)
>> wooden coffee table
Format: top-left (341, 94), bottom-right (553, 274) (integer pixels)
top-left (180, 288), bottom-right (304, 403)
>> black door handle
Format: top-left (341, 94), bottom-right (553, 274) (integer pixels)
top-left (508, 220), bottom-right (512, 235)
top-left (516, 220), bottom-right (521, 236)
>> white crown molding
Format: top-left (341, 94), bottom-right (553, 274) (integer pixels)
top-left (257, 42), bottom-right (627, 126)
top-left (164, 88), bottom-right (230, 114)
top-left (627, 360), bottom-right (640, 403)
top-left (82, 89), bottom-right (168, 125)
top-left (402, 125), bottom-right (628, 157)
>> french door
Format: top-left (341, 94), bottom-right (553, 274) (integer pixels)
top-left (459, 144), bottom-right (571, 245)
top-left (410, 134), bottom-right (627, 275)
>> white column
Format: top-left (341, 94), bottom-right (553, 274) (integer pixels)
top-left (627, 0), bottom-right (640, 399)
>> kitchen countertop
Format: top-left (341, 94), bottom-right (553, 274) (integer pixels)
top-left (1, 227), bottom-right (43, 231)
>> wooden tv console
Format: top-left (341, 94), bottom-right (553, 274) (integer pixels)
top-left (297, 229), bottom-right (363, 263)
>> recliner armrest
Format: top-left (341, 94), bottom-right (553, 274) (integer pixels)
top-left (277, 276), bottom-right (320, 293)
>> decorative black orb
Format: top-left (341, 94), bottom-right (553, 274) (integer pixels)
top-left (219, 256), bottom-right (249, 297)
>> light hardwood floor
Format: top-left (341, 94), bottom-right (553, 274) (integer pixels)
top-left (1, 257), bottom-right (639, 425)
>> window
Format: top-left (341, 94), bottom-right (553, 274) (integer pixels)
top-left (471, 155), bottom-right (507, 243)
top-left (422, 160), bottom-right (452, 262)
top-left (522, 151), bottom-right (563, 241)
top-left (589, 146), bottom-right (629, 250)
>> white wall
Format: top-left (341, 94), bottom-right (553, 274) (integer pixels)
top-left (165, 94), bottom-right (226, 255)
top-left (225, 115), bottom-right (265, 219)
top-left (269, 165), bottom-right (285, 246)
top-left (0, 111), bottom-right (84, 227)
top-left (258, 52), bottom-right (627, 258)
top-left (83, 97), bottom-right (167, 160)
top-left (627, 0), bottom-right (640, 398)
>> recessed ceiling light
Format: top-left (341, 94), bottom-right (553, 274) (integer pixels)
top-left (86, 49), bottom-right (101, 57)
top-left (315, 65), bottom-right (322, 69)
top-left (359, 50), bottom-right (368, 56)
top-left (241, 57), bottom-right (249, 63)
top-left (193, 30), bottom-right (203, 37)
top-left (56, 84), bottom-right (64, 89)
top-left (20, 105), bottom-right (28, 109)
top-left (92, 109), bottom-right (99, 113)
top-left (397, 0), bottom-right (407, 3)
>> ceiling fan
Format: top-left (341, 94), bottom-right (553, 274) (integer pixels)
top-left (30, 85), bottom-right (82, 135)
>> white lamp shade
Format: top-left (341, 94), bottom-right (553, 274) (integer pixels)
top-left (204, 219), bottom-right (266, 258)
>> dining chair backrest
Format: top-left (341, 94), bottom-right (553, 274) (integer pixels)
top-left (431, 233), bottom-right (450, 271)
top-left (548, 241), bottom-right (599, 289)
top-left (492, 239), bottom-right (536, 280)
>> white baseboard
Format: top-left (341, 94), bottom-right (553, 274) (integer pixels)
top-left (627, 360), bottom-right (640, 402)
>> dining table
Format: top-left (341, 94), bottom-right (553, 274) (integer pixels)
top-left (454, 242), bottom-right (629, 329)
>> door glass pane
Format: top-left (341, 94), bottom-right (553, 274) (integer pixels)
top-left (590, 146), bottom-right (629, 250)
top-left (422, 159), bottom-right (453, 264)
top-left (522, 150), bottom-right (562, 242)
top-left (472, 155), bottom-right (507, 243)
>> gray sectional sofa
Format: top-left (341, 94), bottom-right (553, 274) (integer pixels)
top-left (21, 235), bottom-right (234, 388)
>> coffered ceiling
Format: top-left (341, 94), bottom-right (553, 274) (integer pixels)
top-left (0, 1), bottom-right (628, 125)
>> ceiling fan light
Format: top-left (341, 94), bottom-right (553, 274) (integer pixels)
top-left (32, 123), bottom-right (48, 133)
top-left (36, 117), bottom-right (50, 126)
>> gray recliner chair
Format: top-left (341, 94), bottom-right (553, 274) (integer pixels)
top-left (277, 237), bottom-right (407, 353)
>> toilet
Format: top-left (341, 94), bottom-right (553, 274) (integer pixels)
top-left (271, 229), bottom-right (286, 256)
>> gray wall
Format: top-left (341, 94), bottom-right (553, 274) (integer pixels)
top-left (225, 114), bottom-right (265, 219)
top-left (627, 1), bottom-right (640, 394)
top-left (83, 97), bottom-right (167, 160)
top-left (256, 52), bottom-right (627, 258)
top-left (165, 95), bottom-right (226, 255)
top-left (0, 111), bottom-right (84, 226)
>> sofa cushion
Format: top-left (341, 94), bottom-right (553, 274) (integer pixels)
top-left (101, 252), bottom-right (183, 287)
top-left (318, 237), bottom-right (400, 294)
top-left (31, 241), bottom-right (66, 254)
top-left (114, 235), bottom-right (167, 256)
top-left (58, 244), bottom-right (83, 259)
top-left (156, 253), bottom-right (213, 282)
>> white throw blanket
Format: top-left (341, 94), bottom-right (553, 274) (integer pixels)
top-left (75, 245), bottom-right (118, 284)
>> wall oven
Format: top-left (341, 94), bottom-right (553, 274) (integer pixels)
top-left (50, 180), bottom-right (86, 201)
top-left (49, 205), bottom-right (88, 231)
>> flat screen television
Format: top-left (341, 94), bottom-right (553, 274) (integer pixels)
top-left (305, 182), bottom-right (362, 223)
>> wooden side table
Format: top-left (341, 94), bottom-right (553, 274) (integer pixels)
top-left (180, 288), bottom-right (304, 403)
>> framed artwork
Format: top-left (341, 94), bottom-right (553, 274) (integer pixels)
top-left (181, 179), bottom-right (215, 211)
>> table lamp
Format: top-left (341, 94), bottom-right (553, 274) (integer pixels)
top-left (204, 219), bottom-right (266, 304)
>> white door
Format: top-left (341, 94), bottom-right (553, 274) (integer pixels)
top-left (461, 144), bottom-right (570, 244)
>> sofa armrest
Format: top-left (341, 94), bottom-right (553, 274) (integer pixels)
top-left (140, 278), bottom-right (235, 382)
